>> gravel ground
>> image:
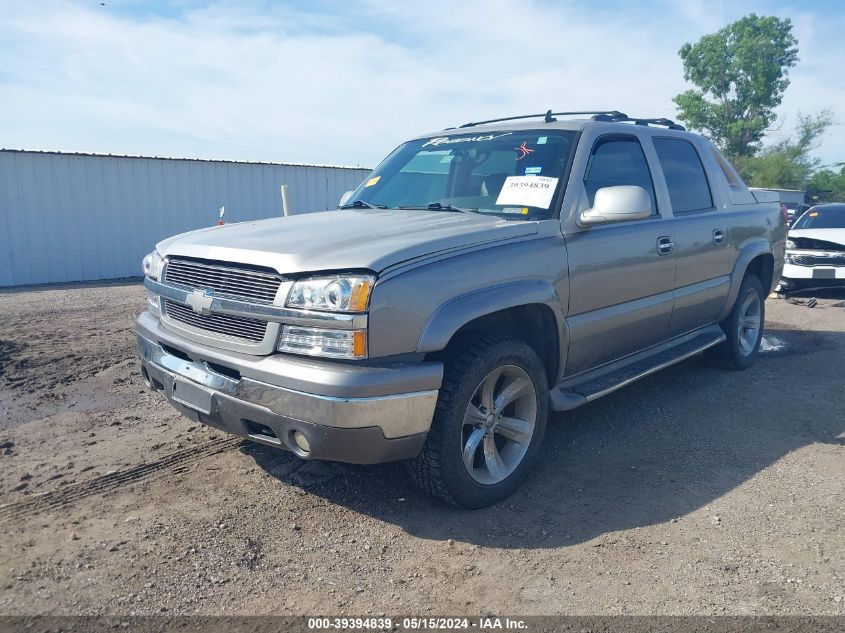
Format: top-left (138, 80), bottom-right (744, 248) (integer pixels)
top-left (0, 281), bottom-right (843, 616)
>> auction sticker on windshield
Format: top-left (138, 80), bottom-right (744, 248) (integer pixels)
top-left (495, 175), bottom-right (558, 209)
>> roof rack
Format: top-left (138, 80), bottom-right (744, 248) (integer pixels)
top-left (455, 109), bottom-right (686, 131)
top-left (457, 110), bottom-right (628, 128)
top-left (594, 112), bottom-right (686, 130)
top-left (629, 117), bottom-right (686, 130)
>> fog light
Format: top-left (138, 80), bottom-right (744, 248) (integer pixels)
top-left (292, 431), bottom-right (311, 453)
top-left (140, 366), bottom-right (153, 389)
top-left (146, 289), bottom-right (160, 315)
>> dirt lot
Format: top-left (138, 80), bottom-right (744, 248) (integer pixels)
top-left (0, 281), bottom-right (843, 616)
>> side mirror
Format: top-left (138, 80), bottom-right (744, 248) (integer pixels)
top-left (338, 191), bottom-right (354, 208)
top-left (579, 186), bottom-right (652, 225)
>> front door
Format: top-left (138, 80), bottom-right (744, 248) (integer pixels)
top-left (563, 134), bottom-right (676, 375)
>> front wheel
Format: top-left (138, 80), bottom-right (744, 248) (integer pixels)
top-left (706, 274), bottom-right (765, 370)
top-left (407, 334), bottom-right (548, 509)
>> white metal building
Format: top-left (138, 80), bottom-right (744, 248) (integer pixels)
top-left (0, 150), bottom-right (371, 287)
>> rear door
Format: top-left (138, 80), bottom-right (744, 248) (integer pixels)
top-left (563, 133), bottom-right (676, 375)
top-left (651, 137), bottom-right (734, 335)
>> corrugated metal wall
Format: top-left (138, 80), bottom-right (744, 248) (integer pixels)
top-left (0, 150), bottom-right (371, 287)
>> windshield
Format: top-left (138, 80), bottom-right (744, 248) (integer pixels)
top-left (793, 206), bottom-right (845, 229)
top-left (346, 130), bottom-right (578, 220)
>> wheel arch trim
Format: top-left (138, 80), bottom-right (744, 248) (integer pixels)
top-left (416, 280), bottom-right (565, 355)
top-left (718, 240), bottom-right (774, 322)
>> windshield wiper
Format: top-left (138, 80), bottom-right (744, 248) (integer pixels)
top-left (399, 202), bottom-right (479, 214)
top-left (339, 200), bottom-right (387, 209)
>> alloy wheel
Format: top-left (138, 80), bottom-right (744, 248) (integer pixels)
top-left (461, 364), bottom-right (537, 485)
top-left (737, 290), bottom-right (762, 356)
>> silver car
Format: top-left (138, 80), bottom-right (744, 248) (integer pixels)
top-left (137, 110), bottom-right (785, 508)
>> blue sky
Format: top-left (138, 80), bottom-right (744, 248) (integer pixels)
top-left (1, 0), bottom-right (843, 168)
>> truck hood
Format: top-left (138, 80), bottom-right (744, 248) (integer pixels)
top-left (156, 209), bottom-right (538, 274)
top-left (788, 228), bottom-right (845, 251)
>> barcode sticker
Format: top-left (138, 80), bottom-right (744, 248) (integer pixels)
top-left (495, 176), bottom-right (558, 209)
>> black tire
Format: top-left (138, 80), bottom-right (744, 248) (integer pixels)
top-left (706, 274), bottom-right (765, 370)
top-left (407, 333), bottom-right (549, 509)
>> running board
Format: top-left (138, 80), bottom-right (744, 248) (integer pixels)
top-left (550, 326), bottom-right (726, 411)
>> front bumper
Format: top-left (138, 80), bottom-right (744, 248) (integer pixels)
top-left (136, 311), bottom-right (442, 464)
top-left (782, 260), bottom-right (845, 281)
top-left (782, 254), bottom-right (845, 291)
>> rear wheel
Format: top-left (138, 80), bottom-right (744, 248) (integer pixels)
top-left (407, 334), bottom-right (548, 509)
top-left (706, 274), bottom-right (765, 370)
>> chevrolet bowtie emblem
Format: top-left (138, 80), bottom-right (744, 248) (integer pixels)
top-left (186, 289), bottom-right (215, 315)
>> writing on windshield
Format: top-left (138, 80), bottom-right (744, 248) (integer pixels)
top-left (347, 130), bottom-right (577, 220)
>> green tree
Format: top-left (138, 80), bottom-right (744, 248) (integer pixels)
top-left (740, 110), bottom-right (833, 190)
top-left (806, 165), bottom-right (845, 203)
top-left (674, 14), bottom-right (799, 160)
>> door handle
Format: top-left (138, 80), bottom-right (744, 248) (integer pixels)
top-left (713, 229), bottom-right (725, 245)
top-left (657, 236), bottom-right (674, 256)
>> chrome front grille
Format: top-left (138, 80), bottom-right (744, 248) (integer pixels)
top-left (164, 258), bottom-right (283, 303)
top-left (791, 254), bottom-right (845, 267)
top-left (163, 299), bottom-right (267, 343)
top-left (161, 257), bottom-right (283, 344)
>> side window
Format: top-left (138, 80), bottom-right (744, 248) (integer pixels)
top-left (654, 138), bottom-right (714, 214)
top-left (584, 137), bottom-right (657, 215)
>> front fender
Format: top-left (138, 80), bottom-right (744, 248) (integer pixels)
top-left (417, 280), bottom-right (564, 353)
top-left (365, 232), bottom-right (569, 361)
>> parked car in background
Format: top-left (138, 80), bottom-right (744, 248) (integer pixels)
top-left (750, 188), bottom-right (808, 226)
top-left (137, 110), bottom-right (785, 508)
top-left (781, 203), bottom-right (845, 291)
top-left (786, 202), bottom-right (812, 226)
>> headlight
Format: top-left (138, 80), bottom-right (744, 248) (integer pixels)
top-left (142, 251), bottom-right (165, 280)
top-left (278, 326), bottom-right (367, 359)
top-left (286, 275), bottom-right (374, 312)
top-left (785, 239), bottom-right (796, 250)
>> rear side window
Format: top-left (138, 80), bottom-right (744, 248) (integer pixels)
top-left (584, 137), bottom-right (657, 215)
top-left (654, 138), bottom-right (713, 214)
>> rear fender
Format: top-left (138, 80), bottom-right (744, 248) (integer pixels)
top-left (718, 240), bottom-right (773, 321)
